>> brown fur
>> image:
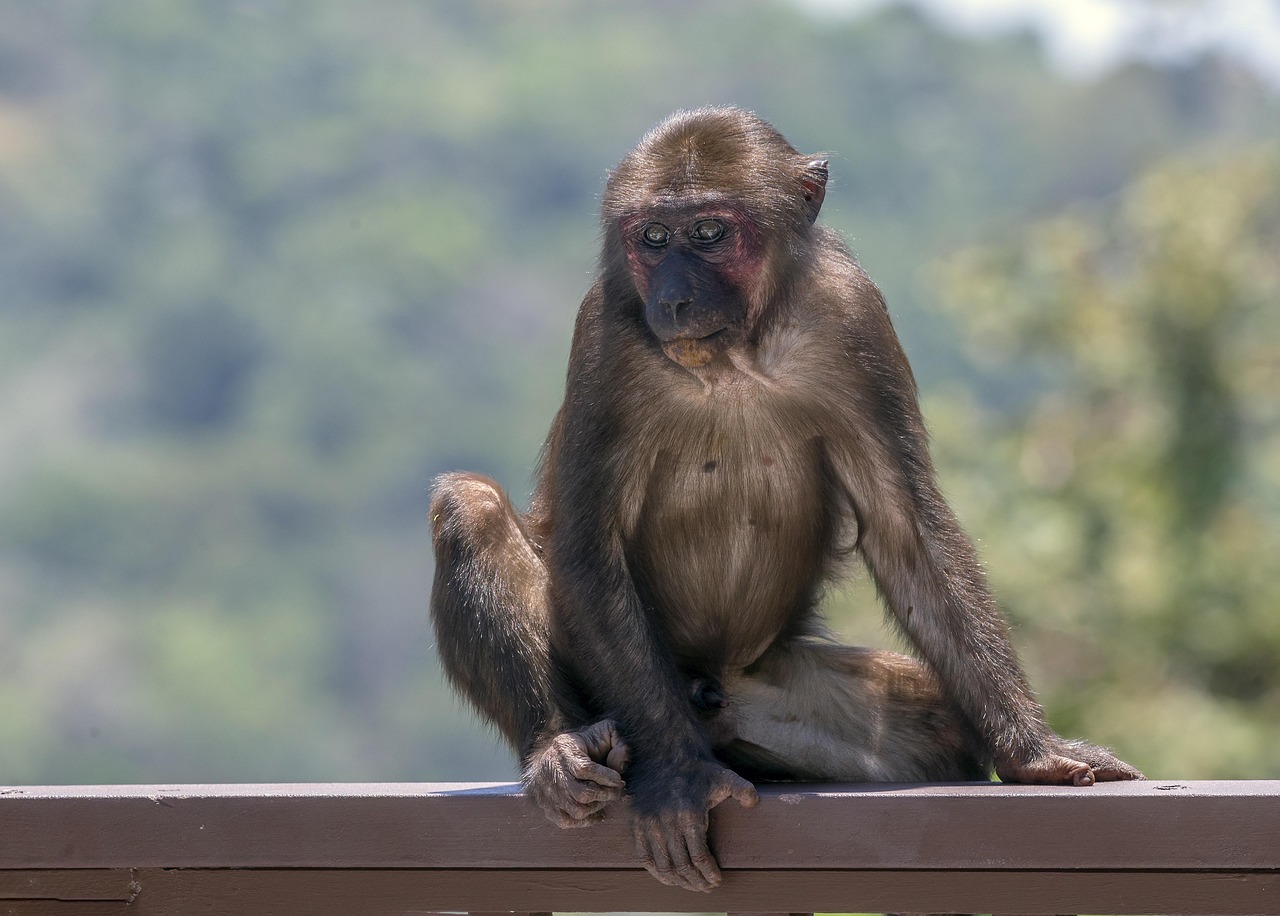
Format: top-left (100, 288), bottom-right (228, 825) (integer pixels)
top-left (429, 107), bottom-right (1141, 893)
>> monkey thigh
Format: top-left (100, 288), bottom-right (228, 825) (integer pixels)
top-left (717, 642), bottom-right (990, 782)
top-left (429, 472), bottom-right (554, 752)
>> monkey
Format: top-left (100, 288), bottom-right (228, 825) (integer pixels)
top-left (429, 107), bottom-right (1143, 894)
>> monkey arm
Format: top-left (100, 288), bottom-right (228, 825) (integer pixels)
top-left (545, 467), bottom-right (759, 892)
top-left (842, 436), bottom-right (1143, 784)
top-left (829, 321), bottom-right (1136, 785)
top-left (536, 286), bottom-right (709, 775)
top-left (545, 443), bottom-right (719, 784)
top-left (847, 452), bottom-right (1056, 769)
top-left (541, 336), bottom-right (757, 889)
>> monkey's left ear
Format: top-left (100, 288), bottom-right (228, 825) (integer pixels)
top-left (801, 159), bottom-right (828, 223)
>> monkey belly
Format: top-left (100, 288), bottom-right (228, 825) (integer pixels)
top-left (629, 446), bottom-right (829, 669)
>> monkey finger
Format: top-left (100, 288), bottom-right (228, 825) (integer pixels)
top-left (657, 819), bottom-right (712, 892)
top-left (537, 791), bottom-right (601, 825)
top-left (676, 813), bottom-right (721, 891)
top-left (638, 817), bottom-right (713, 893)
top-left (531, 779), bottom-right (609, 827)
top-left (636, 824), bottom-right (680, 888)
top-left (661, 825), bottom-right (709, 892)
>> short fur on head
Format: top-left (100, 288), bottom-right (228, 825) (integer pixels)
top-left (603, 107), bottom-right (819, 232)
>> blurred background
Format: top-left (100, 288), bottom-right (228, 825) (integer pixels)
top-left (0, 0), bottom-right (1277, 786)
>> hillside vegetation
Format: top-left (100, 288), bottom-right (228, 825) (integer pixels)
top-left (0, 1), bottom-right (1276, 782)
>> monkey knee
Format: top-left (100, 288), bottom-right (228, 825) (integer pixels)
top-left (429, 472), bottom-right (515, 547)
top-left (430, 471), bottom-right (505, 524)
top-left (429, 471), bottom-right (547, 635)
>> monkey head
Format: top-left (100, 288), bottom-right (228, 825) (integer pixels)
top-left (601, 108), bottom-right (828, 369)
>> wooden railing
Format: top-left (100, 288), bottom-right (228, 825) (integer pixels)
top-left (2, 780), bottom-right (1277, 914)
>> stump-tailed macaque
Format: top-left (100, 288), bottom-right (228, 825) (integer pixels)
top-left (429, 107), bottom-right (1142, 893)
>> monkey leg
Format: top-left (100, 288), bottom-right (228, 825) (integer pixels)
top-left (429, 472), bottom-right (554, 751)
top-left (714, 640), bottom-right (992, 782)
top-left (428, 472), bottom-right (628, 824)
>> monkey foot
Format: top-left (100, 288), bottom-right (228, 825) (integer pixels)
top-left (524, 720), bottom-right (631, 828)
top-left (997, 738), bottom-right (1145, 786)
top-left (1057, 737), bottom-right (1146, 782)
top-left (998, 752), bottom-right (1096, 786)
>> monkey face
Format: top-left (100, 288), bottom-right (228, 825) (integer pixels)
top-left (602, 108), bottom-right (831, 371)
top-left (621, 206), bottom-right (763, 368)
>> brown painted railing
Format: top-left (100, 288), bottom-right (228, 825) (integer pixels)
top-left (1, 780), bottom-right (1277, 914)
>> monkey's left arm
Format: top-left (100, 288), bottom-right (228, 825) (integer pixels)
top-left (834, 328), bottom-right (1143, 785)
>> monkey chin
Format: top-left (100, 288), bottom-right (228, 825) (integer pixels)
top-left (661, 329), bottom-right (736, 369)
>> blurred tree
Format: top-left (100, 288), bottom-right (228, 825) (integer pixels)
top-left (0, 0), bottom-right (1277, 785)
top-left (932, 148), bottom-right (1280, 778)
top-left (139, 301), bottom-right (267, 432)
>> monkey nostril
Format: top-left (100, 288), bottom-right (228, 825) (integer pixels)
top-left (663, 298), bottom-right (690, 319)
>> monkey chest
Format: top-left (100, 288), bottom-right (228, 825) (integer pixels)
top-left (628, 436), bottom-right (830, 666)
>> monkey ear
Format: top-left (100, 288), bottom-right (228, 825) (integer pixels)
top-left (801, 159), bottom-right (828, 223)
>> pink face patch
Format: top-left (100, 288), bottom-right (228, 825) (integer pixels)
top-left (620, 203), bottom-right (767, 304)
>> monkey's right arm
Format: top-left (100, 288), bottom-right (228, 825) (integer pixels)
top-left (536, 342), bottom-right (756, 891)
top-left (545, 457), bottom-right (756, 892)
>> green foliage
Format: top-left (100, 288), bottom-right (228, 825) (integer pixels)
top-left (0, 0), bottom-right (1276, 783)
top-left (932, 149), bottom-right (1280, 777)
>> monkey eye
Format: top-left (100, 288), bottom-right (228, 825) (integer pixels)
top-left (689, 219), bottom-right (726, 245)
top-left (641, 223), bottom-right (670, 248)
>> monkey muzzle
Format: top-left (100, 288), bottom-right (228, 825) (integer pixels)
top-left (661, 329), bottom-right (733, 368)
top-left (644, 248), bottom-right (741, 368)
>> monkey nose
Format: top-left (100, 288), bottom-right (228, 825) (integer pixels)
top-left (661, 298), bottom-right (690, 320)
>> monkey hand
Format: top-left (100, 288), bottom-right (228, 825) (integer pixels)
top-left (524, 720), bottom-right (631, 828)
top-left (997, 737), bottom-right (1145, 786)
top-left (630, 760), bottom-right (758, 893)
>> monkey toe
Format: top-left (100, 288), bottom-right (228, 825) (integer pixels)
top-left (707, 767), bottom-right (759, 809)
top-left (564, 756), bottom-right (624, 792)
top-left (1059, 740), bottom-right (1145, 781)
top-left (560, 720), bottom-right (629, 781)
top-left (605, 742), bottom-right (631, 774)
top-left (525, 724), bottom-right (633, 828)
top-left (553, 800), bottom-right (608, 827)
top-left (1003, 746), bottom-right (1145, 786)
top-left (997, 752), bottom-right (1094, 786)
top-left (635, 825), bottom-right (678, 889)
top-left (1093, 761), bottom-right (1146, 781)
top-left (565, 778), bottom-right (621, 805)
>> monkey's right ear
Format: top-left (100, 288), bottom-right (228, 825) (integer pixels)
top-left (801, 159), bottom-right (828, 223)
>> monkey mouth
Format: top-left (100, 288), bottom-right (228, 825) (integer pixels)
top-left (661, 329), bottom-right (732, 368)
